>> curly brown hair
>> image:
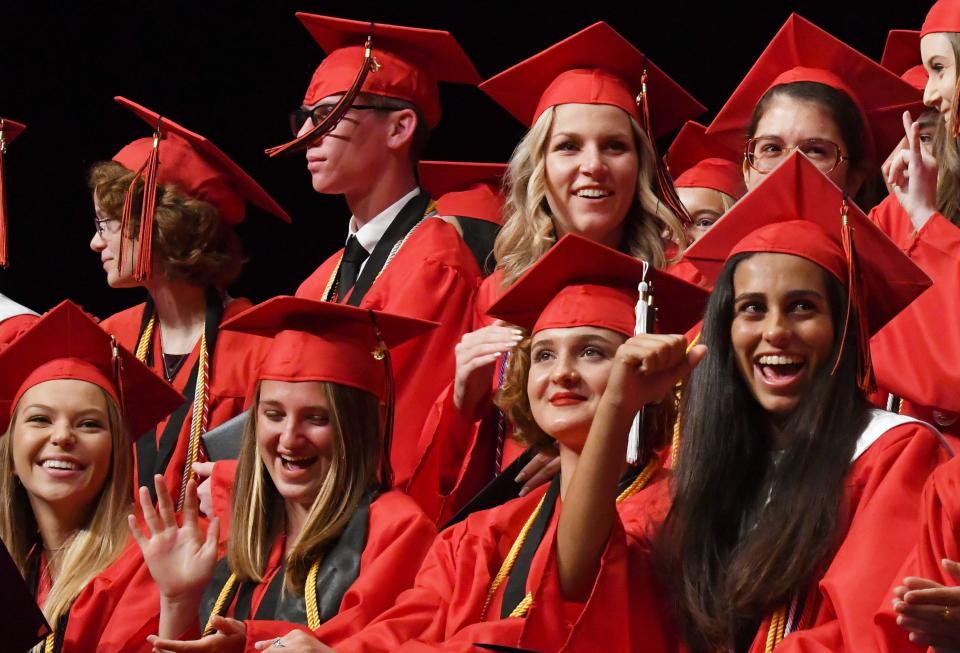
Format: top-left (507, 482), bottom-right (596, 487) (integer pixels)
top-left (89, 161), bottom-right (243, 288)
top-left (495, 336), bottom-right (677, 453)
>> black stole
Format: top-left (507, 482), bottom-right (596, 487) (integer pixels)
top-left (199, 494), bottom-right (373, 628)
top-left (135, 288), bottom-right (224, 499)
top-left (26, 552), bottom-right (68, 653)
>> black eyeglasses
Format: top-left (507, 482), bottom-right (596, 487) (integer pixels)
top-left (288, 103), bottom-right (403, 137)
top-left (94, 216), bottom-right (120, 238)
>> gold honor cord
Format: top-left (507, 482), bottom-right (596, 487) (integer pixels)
top-left (202, 559), bottom-right (323, 636)
top-left (764, 604), bottom-right (788, 653)
top-left (670, 331), bottom-right (702, 469)
top-left (135, 314), bottom-right (211, 509)
top-left (481, 457), bottom-right (661, 621)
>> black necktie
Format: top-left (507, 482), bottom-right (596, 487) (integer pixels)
top-left (338, 235), bottom-right (367, 299)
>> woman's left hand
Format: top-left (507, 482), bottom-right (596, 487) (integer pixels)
top-left (147, 616), bottom-right (245, 653)
top-left (887, 110), bottom-right (939, 232)
top-left (254, 629), bottom-right (336, 652)
top-left (893, 559), bottom-right (960, 648)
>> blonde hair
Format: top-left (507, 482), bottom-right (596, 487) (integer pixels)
top-left (0, 387), bottom-right (133, 642)
top-left (492, 106), bottom-right (687, 286)
top-left (228, 382), bottom-right (381, 592)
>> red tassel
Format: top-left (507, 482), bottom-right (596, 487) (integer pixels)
top-left (367, 310), bottom-right (395, 490)
top-left (831, 199), bottom-right (875, 392)
top-left (118, 123), bottom-right (161, 283)
top-left (636, 70), bottom-right (692, 236)
top-left (0, 120), bottom-right (8, 268)
top-left (266, 31), bottom-right (378, 158)
top-left (110, 335), bottom-right (127, 419)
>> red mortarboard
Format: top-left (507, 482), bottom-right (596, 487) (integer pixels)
top-left (478, 21), bottom-right (704, 134)
top-left (0, 301), bottom-right (185, 436)
top-left (666, 121), bottom-right (747, 199)
top-left (113, 97), bottom-right (291, 225)
top-left (706, 14), bottom-right (923, 162)
top-left (0, 118), bottom-right (26, 269)
top-left (684, 153), bottom-right (930, 389)
top-left (487, 234), bottom-right (708, 336)
top-left (881, 30), bottom-right (928, 91)
top-left (221, 296), bottom-right (437, 401)
top-left (418, 161), bottom-right (507, 224)
top-left (297, 14), bottom-right (481, 130)
top-left (112, 97), bottom-right (291, 281)
top-left (922, 0), bottom-right (960, 36)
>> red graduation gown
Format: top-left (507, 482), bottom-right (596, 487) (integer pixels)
top-left (297, 218), bottom-right (482, 491)
top-left (868, 195), bottom-right (960, 437)
top-left (406, 271), bottom-right (527, 524)
top-left (235, 491), bottom-right (437, 652)
top-left (45, 538), bottom-right (160, 653)
top-left (873, 453), bottom-right (960, 652)
top-left (332, 484), bottom-right (560, 652)
top-left (522, 418), bottom-right (953, 652)
top-left (518, 470), bottom-right (677, 653)
top-left (100, 298), bottom-right (268, 495)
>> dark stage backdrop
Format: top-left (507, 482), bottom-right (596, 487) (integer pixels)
top-left (2, 1), bottom-right (928, 318)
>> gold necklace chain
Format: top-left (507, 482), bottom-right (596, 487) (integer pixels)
top-left (481, 457), bottom-right (661, 621)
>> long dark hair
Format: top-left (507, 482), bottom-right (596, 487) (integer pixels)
top-left (653, 253), bottom-right (871, 652)
top-left (747, 81), bottom-right (884, 210)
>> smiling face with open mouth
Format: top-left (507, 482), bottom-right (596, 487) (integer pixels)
top-left (730, 253), bottom-right (836, 417)
top-left (256, 379), bottom-right (335, 510)
top-left (12, 379), bottom-right (114, 520)
top-left (543, 103), bottom-right (640, 249)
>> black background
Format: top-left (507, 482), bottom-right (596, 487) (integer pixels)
top-left (1, 1), bottom-right (929, 318)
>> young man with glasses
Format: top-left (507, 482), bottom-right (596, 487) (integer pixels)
top-left (275, 14), bottom-right (484, 496)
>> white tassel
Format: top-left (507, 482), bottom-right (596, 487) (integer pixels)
top-left (627, 263), bottom-right (652, 464)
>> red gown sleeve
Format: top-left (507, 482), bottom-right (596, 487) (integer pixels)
top-left (240, 492), bottom-right (437, 651)
top-left (868, 195), bottom-right (960, 425)
top-left (873, 456), bottom-right (960, 652)
top-left (0, 313), bottom-right (38, 349)
top-left (746, 423), bottom-right (955, 653)
top-left (60, 538), bottom-right (160, 653)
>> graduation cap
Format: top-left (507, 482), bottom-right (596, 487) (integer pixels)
top-left (706, 14), bottom-right (924, 163)
top-left (0, 537), bottom-right (51, 652)
top-left (666, 121), bottom-right (747, 200)
top-left (922, 0), bottom-right (960, 36)
top-left (881, 30), bottom-right (927, 91)
top-left (418, 161), bottom-right (508, 224)
top-left (684, 152), bottom-right (932, 391)
top-left (0, 301), bottom-right (185, 437)
top-left (479, 21), bottom-right (703, 135)
top-left (111, 96), bottom-right (291, 281)
top-left (266, 14), bottom-right (480, 156)
top-left (221, 296), bottom-right (437, 487)
top-left (0, 118), bottom-right (26, 268)
top-left (487, 234), bottom-right (708, 337)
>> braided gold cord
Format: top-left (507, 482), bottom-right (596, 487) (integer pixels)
top-left (178, 332), bottom-right (209, 510)
top-left (135, 314), bottom-right (156, 362)
top-left (43, 631), bottom-right (55, 653)
top-left (321, 254), bottom-right (343, 302)
top-left (669, 332), bottom-right (701, 469)
top-left (509, 593), bottom-right (534, 618)
top-left (202, 573), bottom-right (238, 636)
top-left (480, 491), bottom-right (549, 622)
top-left (764, 604), bottom-right (787, 653)
top-left (617, 457), bottom-right (660, 503)
top-left (304, 559), bottom-right (322, 630)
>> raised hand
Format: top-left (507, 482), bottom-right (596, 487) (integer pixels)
top-left (893, 559), bottom-right (960, 649)
top-left (129, 475), bottom-right (220, 604)
top-left (453, 321), bottom-right (524, 420)
top-left (887, 110), bottom-right (939, 231)
top-left (601, 334), bottom-right (708, 417)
